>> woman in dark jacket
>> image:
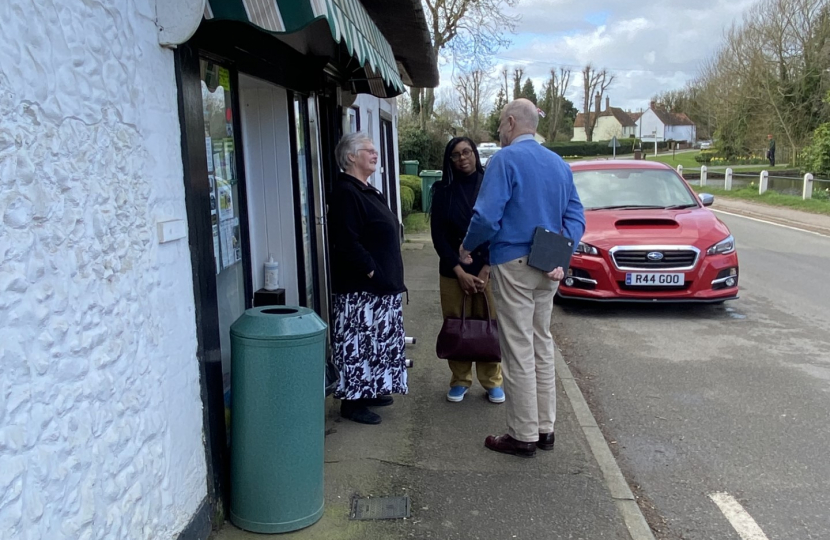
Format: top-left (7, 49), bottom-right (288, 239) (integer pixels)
top-left (431, 137), bottom-right (504, 404)
top-left (328, 131), bottom-right (408, 425)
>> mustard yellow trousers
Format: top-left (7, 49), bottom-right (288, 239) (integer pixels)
top-left (438, 275), bottom-right (503, 389)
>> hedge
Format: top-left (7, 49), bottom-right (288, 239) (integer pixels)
top-left (400, 185), bottom-right (414, 217)
top-left (544, 138), bottom-right (669, 157)
top-left (400, 175), bottom-right (422, 211)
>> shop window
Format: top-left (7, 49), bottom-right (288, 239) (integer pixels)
top-left (201, 59), bottom-right (248, 431)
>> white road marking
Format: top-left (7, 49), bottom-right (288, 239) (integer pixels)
top-left (709, 492), bottom-right (770, 540)
top-left (712, 209), bottom-right (830, 239)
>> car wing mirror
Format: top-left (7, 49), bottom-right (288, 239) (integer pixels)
top-left (699, 193), bottom-right (715, 207)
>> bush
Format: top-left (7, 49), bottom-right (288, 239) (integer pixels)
top-left (694, 150), bottom-right (716, 164)
top-left (400, 175), bottom-right (422, 211)
top-left (400, 185), bottom-right (414, 217)
top-left (398, 126), bottom-right (446, 170)
top-left (802, 122), bottom-right (830, 177)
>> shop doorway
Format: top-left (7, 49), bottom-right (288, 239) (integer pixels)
top-left (237, 75), bottom-right (301, 306)
top-left (380, 118), bottom-right (398, 218)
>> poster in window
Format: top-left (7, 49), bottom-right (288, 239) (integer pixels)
top-left (220, 217), bottom-right (241, 269)
top-left (212, 139), bottom-right (235, 183)
top-left (217, 181), bottom-right (234, 222)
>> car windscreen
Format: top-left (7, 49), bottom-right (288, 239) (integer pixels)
top-left (479, 147), bottom-right (499, 158)
top-left (572, 168), bottom-right (699, 210)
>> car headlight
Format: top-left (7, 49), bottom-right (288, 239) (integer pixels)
top-left (575, 242), bottom-right (599, 255)
top-left (706, 235), bottom-right (735, 255)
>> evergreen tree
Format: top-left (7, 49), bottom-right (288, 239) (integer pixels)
top-left (520, 79), bottom-right (538, 104)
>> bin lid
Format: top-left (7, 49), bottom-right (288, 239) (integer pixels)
top-left (402, 160), bottom-right (419, 164)
top-left (419, 170), bottom-right (443, 177)
top-left (231, 306), bottom-right (327, 341)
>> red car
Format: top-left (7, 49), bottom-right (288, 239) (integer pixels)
top-left (557, 160), bottom-right (739, 303)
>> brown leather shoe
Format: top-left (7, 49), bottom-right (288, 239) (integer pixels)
top-left (537, 432), bottom-right (555, 451)
top-left (484, 434), bottom-right (536, 458)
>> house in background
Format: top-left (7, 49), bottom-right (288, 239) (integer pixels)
top-left (572, 95), bottom-right (637, 141)
top-left (636, 101), bottom-right (697, 144)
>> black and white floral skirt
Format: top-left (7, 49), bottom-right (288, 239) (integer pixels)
top-left (332, 292), bottom-right (408, 400)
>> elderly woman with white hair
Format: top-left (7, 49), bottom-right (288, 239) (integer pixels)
top-left (327, 131), bottom-right (408, 424)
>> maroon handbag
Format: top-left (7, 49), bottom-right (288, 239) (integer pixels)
top-left (436, 293), bottom-right (501, 363)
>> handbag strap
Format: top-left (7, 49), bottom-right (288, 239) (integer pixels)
top-left (460, 291), bottom-right (495, 331)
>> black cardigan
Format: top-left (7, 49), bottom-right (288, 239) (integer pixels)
top-left (430, 171), bottom-right (491, 279)
top-left (328, 173), bottom-right (406, 295)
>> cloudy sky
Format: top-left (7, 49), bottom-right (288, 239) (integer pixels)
top-left (438, 0), bottom-right (758, 114)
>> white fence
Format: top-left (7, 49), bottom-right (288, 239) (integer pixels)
top-left (676, 165), bottom-right (830, 200)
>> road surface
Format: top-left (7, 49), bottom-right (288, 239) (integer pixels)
top-left (553, 212), bottom-right (830, 539)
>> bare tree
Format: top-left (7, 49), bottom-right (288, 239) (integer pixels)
top-left (546, 68), bottom-right (571, 141)
top-left (581, 65), bottom-right (614, 142)
top-left (413, 0), bottom-right (520, 128)
top-left (512, 68), bottom-right (524, 99)
top-left (694, 0), bottom-right (830, 159)
top-left (454, 68), bottom-right (496, 140)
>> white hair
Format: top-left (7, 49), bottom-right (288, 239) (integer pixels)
top-left (335, 131), bottom-right (373, 171)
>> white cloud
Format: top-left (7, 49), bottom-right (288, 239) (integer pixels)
top-left (435, 0), bottom-right (758, 114)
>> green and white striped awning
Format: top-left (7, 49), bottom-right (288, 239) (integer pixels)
top-left (204, 0), bottom-right (404, 96)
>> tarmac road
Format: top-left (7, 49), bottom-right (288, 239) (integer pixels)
top-left (553, 212), bottom-right (830, 539)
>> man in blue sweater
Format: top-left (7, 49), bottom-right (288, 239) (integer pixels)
top-left (460, 98), bottom-right (585, 458)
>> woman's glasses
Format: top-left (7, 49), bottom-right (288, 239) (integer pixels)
top-left (358, 148), bottom-right (378, 156)
top-left (450, 148), bottom-right (474, 162)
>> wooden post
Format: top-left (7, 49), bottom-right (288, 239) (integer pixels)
top-left (802, 173), bottom-right (814, 200)
top-left (700, 165), bottom-right (708, 187)
top-left (725, 168), bottom-right (733, 191)
top-left (759, 170), bottom-right (769, 195)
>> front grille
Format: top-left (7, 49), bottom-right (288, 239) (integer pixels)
top-left (612, 249), bottom-right (698, 269)
top-left (618, 281), bottom-right (691, 292)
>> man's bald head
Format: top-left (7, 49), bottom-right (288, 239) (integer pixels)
top-left (498, 98), bottom-right (538, 146)
top-left (503, 99), bottom-right (539, 131)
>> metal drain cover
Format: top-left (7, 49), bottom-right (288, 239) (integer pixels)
top-left (350, 496), bottom-right (411, 520)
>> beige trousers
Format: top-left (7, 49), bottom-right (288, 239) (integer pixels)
top-left (439, 276), bottom-right (503, 389)
top-left (491, 256), bottom-right (557, 443)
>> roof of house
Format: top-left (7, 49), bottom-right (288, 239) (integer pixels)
top-left (650, 107), bottom-right (695, 127)
top-left (629, 112), bottom-right (643, 122)
top-left (574, 107), bottom-right (636, 128)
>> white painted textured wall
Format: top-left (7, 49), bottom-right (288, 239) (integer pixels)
top-left (0, 1), bottom-right (207, 539)
top-left (637, 110), bottom-right (665, 141)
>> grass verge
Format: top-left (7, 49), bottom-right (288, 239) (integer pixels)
top-left (691, 186), bottom-right (830, 217)
top-left (403, 212), bottom-right (430, 234)
top-left (646, 152), bottom-right (702, 169)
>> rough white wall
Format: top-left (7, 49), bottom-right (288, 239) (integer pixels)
top-left (0, 1), bottom-right (208, 539)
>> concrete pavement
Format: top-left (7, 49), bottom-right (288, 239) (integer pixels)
top-left (214, 235), bottom-right (647, 540)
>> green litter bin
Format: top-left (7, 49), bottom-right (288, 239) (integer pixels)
top-left (229, 306), bottom-right (328, 534)
top-left (402, 160), bottom-right (419, 176)
top-left (419, 170), bottom-right (442, 213)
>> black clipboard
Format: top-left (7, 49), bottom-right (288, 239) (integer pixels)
top-left (527, 226), bottom-right (574, 273)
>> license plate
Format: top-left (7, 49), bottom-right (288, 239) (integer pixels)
top-left (625, 273), bottom-right (684, 286)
